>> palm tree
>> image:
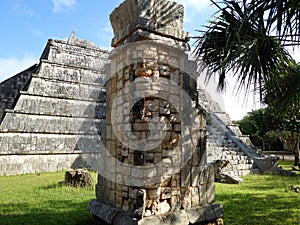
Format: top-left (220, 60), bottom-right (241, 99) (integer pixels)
top-left (194, 0), bottom-right (300, 166)
top-left (194, 0), bottom-right (300, 107)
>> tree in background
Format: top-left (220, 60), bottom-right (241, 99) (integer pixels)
top-left (236, 109), bottom-right (300, 168)
top-left (267, 115), bottom-right (300, 168)
top-left (235, 108), bottom-right (280, 151)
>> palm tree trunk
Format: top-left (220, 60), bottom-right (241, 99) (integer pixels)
top-left (294, 143), bottom-right (300, 168)
top-left (294, 151), bottom-right (299, 166)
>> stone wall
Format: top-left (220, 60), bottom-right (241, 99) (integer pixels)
top-left (0, 34), bottom-right (109, 176)
top-left (0, 153), bottom-right (100, 176)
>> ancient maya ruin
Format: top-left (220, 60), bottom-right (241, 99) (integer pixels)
top-left (0, 0), bottom-right (275, 224)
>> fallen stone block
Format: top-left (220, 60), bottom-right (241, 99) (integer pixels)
top-left (222, 174), bottom-right (243, 184)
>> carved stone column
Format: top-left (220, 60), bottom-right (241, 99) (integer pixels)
top-left (88, 1), bottom-right (223, 224)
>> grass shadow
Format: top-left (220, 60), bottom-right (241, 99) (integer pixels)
top-left (0, 200), bottom-right (94, 225)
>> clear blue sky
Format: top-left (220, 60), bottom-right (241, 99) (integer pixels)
top-left (0, 0), bottom-right (262, 120)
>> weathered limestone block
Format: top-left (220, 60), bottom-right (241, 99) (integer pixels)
top-left (88, 201), bottom-right (224, 225)
top-left (88, 200), bottom-right (122, 224)
top-left (187, 205), bottom-right (223, 224)
top-left (110, 0), bottom-right (188, 47)
top-left (252, 155), bottom-right (295, 176)
top-left (139, 210), bottom-right (189, 225)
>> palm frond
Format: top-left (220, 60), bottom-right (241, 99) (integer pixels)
top-left (251, 0), bottom-right (300, 44)
top-left (194, 0), bottom-right (291, 95)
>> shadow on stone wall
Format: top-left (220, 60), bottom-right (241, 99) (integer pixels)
top-left (0, 64), bottom-right (37, 123)
top-left (71, 87), bottom-right (106, 171)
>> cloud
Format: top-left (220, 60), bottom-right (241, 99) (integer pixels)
top-left (52, 0), bottom-right (77, 13)
top-left (22, 8), bottom-right (35, 16)
top-left (0, 55), bottom-right (38, 83)
top-left (31, 29), bottom-right (44, 36)
top-left (12, 0), bottom-right (35, 16)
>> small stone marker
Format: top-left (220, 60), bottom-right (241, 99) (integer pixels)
top-left (291, 185), bottom-right (299, 193)
top-left (65, 169), bottom-right (92, 188)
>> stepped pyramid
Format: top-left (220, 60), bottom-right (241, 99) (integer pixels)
top-left (0, 33), bottom-right (109, 175)
top-left (0, 32), bottom-right (261, 176)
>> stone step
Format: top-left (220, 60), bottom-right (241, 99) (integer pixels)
top-left (227, 124), bottom-right (243, 136)
top-left (9, 94), bottom-right (106, 119)
top-left (224, 147), bottom-right (240, 152)
top-left (223, 164), bottom-right (253, 172)
top-left (222, 151), bottom-right (249, 158)
top-left (0, 112), bottom-right (104, 134)
top-left (224, 170), bottom-right (251, 177)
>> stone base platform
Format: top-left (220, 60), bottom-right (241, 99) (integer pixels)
top-left (88, 200), bottom-right (223, 225)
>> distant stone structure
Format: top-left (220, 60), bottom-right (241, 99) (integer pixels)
top-left (0, 34), bottom-right (108, 175)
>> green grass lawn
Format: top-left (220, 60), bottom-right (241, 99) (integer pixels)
top-left (0, 161), bottom-right (299, 225)
top-left (0, 171), bottom-right (97, 225)
top-left (216, 160), bottom-right (300, 225)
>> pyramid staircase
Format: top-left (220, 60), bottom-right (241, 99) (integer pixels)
top-left (198, 89), bottom-right (261, 176)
